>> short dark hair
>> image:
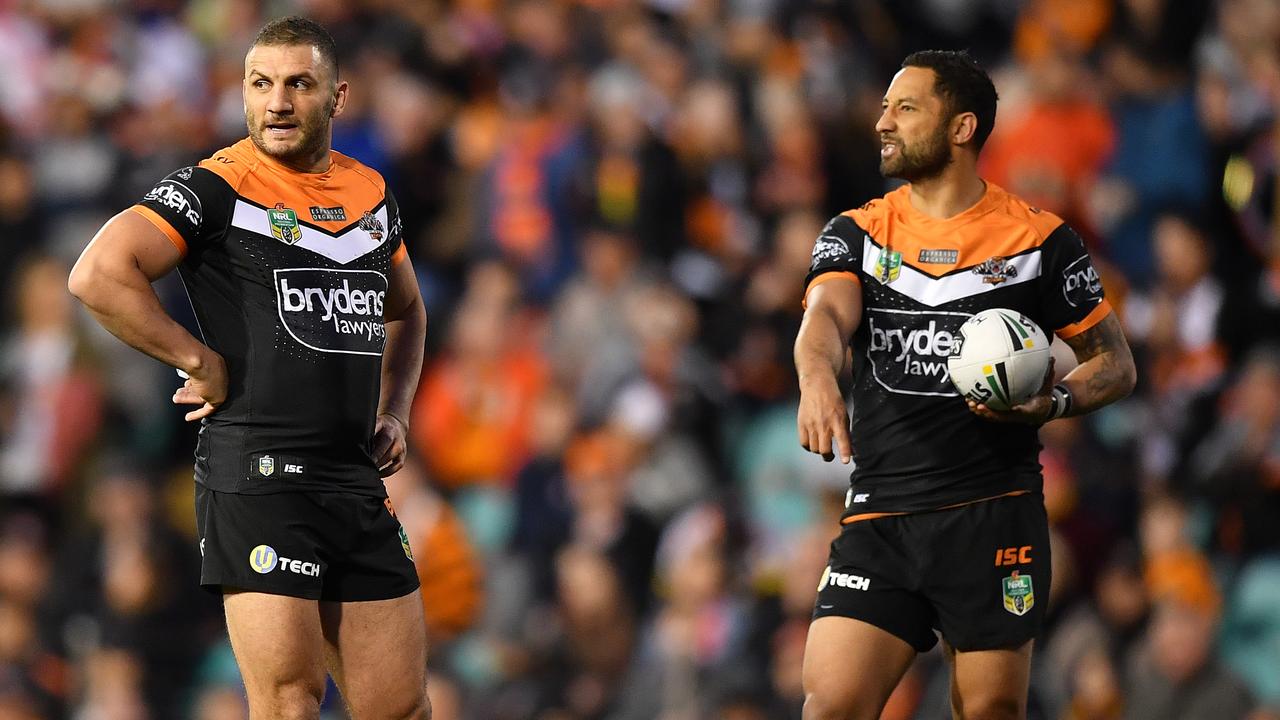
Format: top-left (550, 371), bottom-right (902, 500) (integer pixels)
top-left (251, 16), bottom-right (339, 81)
top-left (902, 50), bottom-right (998, 151)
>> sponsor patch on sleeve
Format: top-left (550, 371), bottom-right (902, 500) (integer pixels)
top-left (142, 174), bottom-right (203, 229)
top-left (1060, 255), bottom-right (1104, 309)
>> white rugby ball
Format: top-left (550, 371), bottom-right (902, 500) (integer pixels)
top-left (947, 309), bottom-right (1051, 411)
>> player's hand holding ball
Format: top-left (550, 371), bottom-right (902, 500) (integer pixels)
top-left (948, 309), bottom-right (1055, 425)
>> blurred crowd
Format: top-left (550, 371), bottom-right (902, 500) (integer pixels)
top-left (1, 0), bottom-right (1279, 718)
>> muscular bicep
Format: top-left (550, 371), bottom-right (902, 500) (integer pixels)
top-left (383, 255), bottom-right (423, 322)
top-left (71, 209), bottom-right (183, 292)
top-left (1062, 311), bottom-right (1129, 361)
top-left (1061, 311), bottom-right (1137, 398)
top-left (803, 276), bottom-right (863, 338)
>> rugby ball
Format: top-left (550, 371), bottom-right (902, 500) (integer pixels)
top-left (947, 309), bottom-right (1051, 411)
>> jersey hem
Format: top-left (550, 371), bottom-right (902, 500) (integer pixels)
top-left (840, 489), bottom-right (1032, 525)
top-left (194, 477), bottom-right (389, 498)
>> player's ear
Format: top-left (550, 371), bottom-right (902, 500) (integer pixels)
top-left (952, 112), bottom-right (978, 146)
top-left (330, 80), bottom-right (349, 119)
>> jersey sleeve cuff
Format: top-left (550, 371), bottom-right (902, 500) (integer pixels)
top-left (391, 243), bottom-right (409, 266)
top-left (802, 271), bottom-right (860, 309)
top-left (1055, 299), bottom-right (1112, 339)
top-left (128, 205), bottom-right (188, 257)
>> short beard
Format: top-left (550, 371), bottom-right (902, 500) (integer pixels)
top-left (245, 104), bottom-right (331, 168)
top-left (880, 126), bottom-right (952, 183)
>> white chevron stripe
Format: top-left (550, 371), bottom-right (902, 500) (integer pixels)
top-left (232, 200), bottom-right (388, 264)
top-left (861, 236), bottom-right (1041, 307)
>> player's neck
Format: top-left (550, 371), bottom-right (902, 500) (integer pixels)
top-left (906, 164), bottom-right (987, 220)
top-left (249, 138), bottom-right (334, 174)
top-left (278, 146), bottom-right (333, 174)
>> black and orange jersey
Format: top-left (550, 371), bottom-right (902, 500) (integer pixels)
top-left (132, 138), bottom-right (408, 496)
top-left (804, 182), bottom-right (1110, 519)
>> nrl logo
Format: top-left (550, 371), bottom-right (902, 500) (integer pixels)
top-left (258, 455), bottom-right (275, 477)
top-left (357, 211), bottom-right (384, 242)
top-left (972, 256), bottom-right (1017, 285)
top-left (874, 247), bottom-right (902, 284)
top-left (268, 204), bottom-right (302, 245)
top-left (1002, 570), bottom-right (1035, 616)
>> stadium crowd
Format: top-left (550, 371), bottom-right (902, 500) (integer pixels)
top-left (0, 0), bottom-right (1279, 718)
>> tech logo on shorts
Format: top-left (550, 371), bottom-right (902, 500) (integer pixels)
top-left (247, 544), bottom-right (322, 578)
top-left (817, 566), bottom-right (871, 592)
top-left (249, 544), bottom-right (278, 574)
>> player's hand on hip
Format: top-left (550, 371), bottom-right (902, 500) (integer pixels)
top-left (967, 357), bottom-right (1056, 425)
top-left (172, 351), bottom-right (227, 422)
top-left (373, 412), bottom-right (408, 476)
top-left (797, 373), bottom-right (852, 463)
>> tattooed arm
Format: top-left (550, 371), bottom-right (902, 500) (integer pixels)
top-left (1058, 312), bottom-right (1137, 416)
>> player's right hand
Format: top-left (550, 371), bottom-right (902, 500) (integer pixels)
top-left (797, 373), bottom-right (852, 464)
top-left (173, 351), bottom-right (228, 421)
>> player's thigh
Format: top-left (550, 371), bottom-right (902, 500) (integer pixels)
top-left (802, 616), bottom-right (916, 720)
top-left (223, 590), bottom-right (327, 704)
top-left (804, 519), bottom-right (933, 720)
top-left (949, 640), bottom-right (1034, 720)
top-left (320, 590), bottom-right (429, 719)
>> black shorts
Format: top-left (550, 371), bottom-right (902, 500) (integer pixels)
top-left (195, 485), bottom-right (420, 602)
top-left (813, 493), bottom-right (1051, 653)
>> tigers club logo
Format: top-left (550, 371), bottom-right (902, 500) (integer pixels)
top-left (357, 211), bottom-right (384, 241)
top-left (972, 256), bottom-right (1018, 285)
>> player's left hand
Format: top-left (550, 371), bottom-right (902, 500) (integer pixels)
top-left (967, 357), bottom-right (1055, 425)
top-left (372, 412), bottom-right (408, 476)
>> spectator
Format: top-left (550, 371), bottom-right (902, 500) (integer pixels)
top-left (1124, 596), bottom-right (1254, 720)
top-left (0, 255), bottom-right (103, 520)
top-left (411, 261), bottom-right (548, 490)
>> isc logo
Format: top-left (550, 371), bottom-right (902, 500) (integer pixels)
top-left (284, 464), bottom-right (304, 473)
top-left (995, 546), bottom-right (1033, 566)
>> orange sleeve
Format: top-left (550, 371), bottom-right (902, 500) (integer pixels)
top-left (1055, 299), bottom-right (1112, 339)
top-left (802, 271), bottom-right (861, 309)
top-left (127, 205), bottom-right (187, 257)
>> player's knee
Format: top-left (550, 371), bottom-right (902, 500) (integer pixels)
top-left (384, 691), bottom-right (430, 720)
top-left (956, 693), bottom-right (1024, 720)
top-left (257, 680), bottom-right (323, 720)
top-left (802, 690), bottom-right (878, 720)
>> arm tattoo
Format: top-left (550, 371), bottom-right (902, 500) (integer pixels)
top-left (1062, 313), bottom-right (1136, 412)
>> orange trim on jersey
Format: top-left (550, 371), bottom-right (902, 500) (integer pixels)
top-left (128, 205), bottom-right (187, 257)
top-left (392, 243), bottom-right (408, 266)
top-left (843, 183), bottom-right (1065, 278)
top-left (802, 271), bottom-right (860, 309)
top-left (1055, 299), bottom-right (1113, 339)
top-left (198, 139), bottom-right (388, 235)
top-left (840, 489), bottom-right (1031, 525)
